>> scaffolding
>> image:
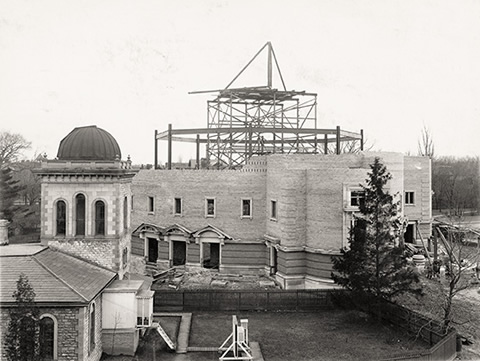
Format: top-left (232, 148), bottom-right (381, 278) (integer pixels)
top-left (155, 42), bottom-right (363, 169)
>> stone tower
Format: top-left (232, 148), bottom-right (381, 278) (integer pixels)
top-left (36, 126), bottom-right (136, 279)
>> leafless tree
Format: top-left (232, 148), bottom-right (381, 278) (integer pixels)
top-left (0, 131), bottom-right (31, 165)
top-left (417, 125), bottom-right (434, 158)
top-left (434, 220), bottom-right (480, 332)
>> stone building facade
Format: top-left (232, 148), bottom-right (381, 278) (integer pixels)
top-left (131, 152), bottom-right (432, 289)
top-left (36, 126), bottom-right (136, 279)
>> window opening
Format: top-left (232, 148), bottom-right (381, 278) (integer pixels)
top-left (270, 200), bottom-right (277, 220)
top-left (174, 198), bottom-right (182, 215)
top-left (148, 196), bottom-right (154, 213)
top-left (206, 198), bottom-right (215, 217)
top-left (39, 316), bottom-right (55, 360)
top-left (76, 194), bottom-right (86, 236)
top-left (95, 201), bottom-right (105, 236)
top-left (405, 191), bottom-right (415, 205)
top-left (123, 196), bottom-right (128, 230)
top-left (89, 303), bottom-right (95, 352)
top-left (56, 200), bottom-right (66, 236)
top-left (242, 199), bottom-right (251, 217)
top-left (350, 190), bottom-right (365, 208)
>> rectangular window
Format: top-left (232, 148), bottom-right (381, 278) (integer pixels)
top-left (174, 198), bottom-right (182, 215)
top-left (405, 191), bottom-right (415, 205)
top-left (270, 200), bottom-right (277, 220)
top-left (350, 190), bottom-right (365, 208)
top-left (122, 247), bottom-right (128, 269)
top-left (241, 199), bottom-right (252, 218)
top-left (205, 198), bottom-right (215, 217)
top-left (148, 196), bottom-right (154, 213)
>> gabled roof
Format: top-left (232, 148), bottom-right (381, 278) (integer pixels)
top-left (132, 223), bottom-right (165, 236)
top-left (164, 223), bottom-right (193, 237)
top-left (0, 246), bottom-right (116, 305)
top-left (192, 224), bottom-right (233, 240)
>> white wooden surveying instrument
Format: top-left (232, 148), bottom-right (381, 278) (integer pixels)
top-left (219, 315), bottom-right (252, 360)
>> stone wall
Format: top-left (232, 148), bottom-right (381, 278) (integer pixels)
top-left (0, 306), bottom-right (81, 361)
top-left (80, 295), bottom-right (103, 361)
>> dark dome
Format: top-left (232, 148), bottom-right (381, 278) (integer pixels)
top-left (57, 126), bottom-right (122, 161)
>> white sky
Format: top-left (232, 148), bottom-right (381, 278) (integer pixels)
top-left (1, 0), bottom-right (479, 164)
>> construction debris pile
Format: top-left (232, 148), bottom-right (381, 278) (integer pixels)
top-left (151, 268), bottom-right (278, 291)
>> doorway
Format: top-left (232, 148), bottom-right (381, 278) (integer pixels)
top-left (404, 224), bottom-right (415, 244)
top-left (172, 241), bottom-right (186, 266)
top-left (270, 246), bottom-right (278, 276)
top-left (147, 237), bottom-right (158, 263)
top-left (203, 243), bottom-right (219, 269)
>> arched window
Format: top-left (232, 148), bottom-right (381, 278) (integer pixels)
top-left (89, 303), bottom-right (96, 352)
top-left (56, 200), bottom-right (66, 236)
top-left (39, 315), bottom-right (57, 360)
top-left (123, 196), bottom-right (128, 230)
top-left (95, 201), bottom-right (105, 236)
top-left (75, 194), bottom-right (86, 236)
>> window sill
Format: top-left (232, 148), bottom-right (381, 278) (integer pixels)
top-left (269, 218), bottom-right (278, 222)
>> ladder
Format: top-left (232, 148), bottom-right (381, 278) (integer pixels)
top-left (152, 322), bottom-right (175, 350)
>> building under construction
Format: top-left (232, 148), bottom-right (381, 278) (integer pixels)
top-left (155, 42), bottom-right (364, 169)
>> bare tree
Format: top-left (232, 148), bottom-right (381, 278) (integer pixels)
top-left (417, 125), bottom-right (434, 158)
top-left (434, 220), bottom-right (480, 332)
top-left (0, 131), bottom-right (31, 165)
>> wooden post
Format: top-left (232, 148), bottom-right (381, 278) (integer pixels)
top-left (167, 124), bottom-right (172, 170)
top-left (196, 134), bottom-right (200, 169)
top-left (154, 129), bottom-right (158, 169)
top-left (360, 129), bottom-right (364, 151)
top-left (324, 134), bottom-right (328, 154)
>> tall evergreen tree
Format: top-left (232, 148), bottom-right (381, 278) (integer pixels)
top-left (5, 274), bottom-right (39, 361)
top-left (332, 157), bottom-right (420, 300)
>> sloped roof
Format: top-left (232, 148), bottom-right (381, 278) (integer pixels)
top-left (0, 246), bottom-right (116, 305)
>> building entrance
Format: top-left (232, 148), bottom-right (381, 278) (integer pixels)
top-left (147, 238), bottom-right (158, 263)
top-left (172, 241), bottom-right (186, 266)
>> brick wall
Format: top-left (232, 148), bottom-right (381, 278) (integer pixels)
top-left (0, 306), bottom-right (81, 361)
top-left (131, 169), bottom-right (266, 241)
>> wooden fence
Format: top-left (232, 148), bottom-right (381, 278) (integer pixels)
top-left (153, 289), bottom-right (457, 361)
top-left (154, 289), bottom-right (334, 312)
top-left (367, 299), bottom-right (457, 361)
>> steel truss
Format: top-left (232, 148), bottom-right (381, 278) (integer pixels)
top-left (155, 42), bottom-right (363, 169)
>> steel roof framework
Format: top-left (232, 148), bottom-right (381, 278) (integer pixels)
top-left (155, 42), bottom-right (363, 169)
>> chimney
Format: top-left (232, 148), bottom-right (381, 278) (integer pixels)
top-left (0, 219), bottom-right (9, 246)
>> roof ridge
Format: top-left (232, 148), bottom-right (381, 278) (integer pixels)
top-left (31, 254), bottom-right (88, 302)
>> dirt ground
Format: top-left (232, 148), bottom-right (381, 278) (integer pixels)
top-left (151, 268), bottom-right (279, 291)
top-left (395, 275), bottom-right (480, 360)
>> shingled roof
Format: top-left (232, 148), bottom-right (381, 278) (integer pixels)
top-left (0, 245), bottom-right (116, 305)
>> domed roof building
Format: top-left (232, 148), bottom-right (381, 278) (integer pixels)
top-left (57, 125), bottom-right (121, 161)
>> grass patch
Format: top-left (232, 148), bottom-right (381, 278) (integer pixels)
top-left (190, 311), bottom-right (429, 361)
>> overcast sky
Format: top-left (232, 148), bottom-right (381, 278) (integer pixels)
top-left (1, 0), bottom-right (479, 164)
